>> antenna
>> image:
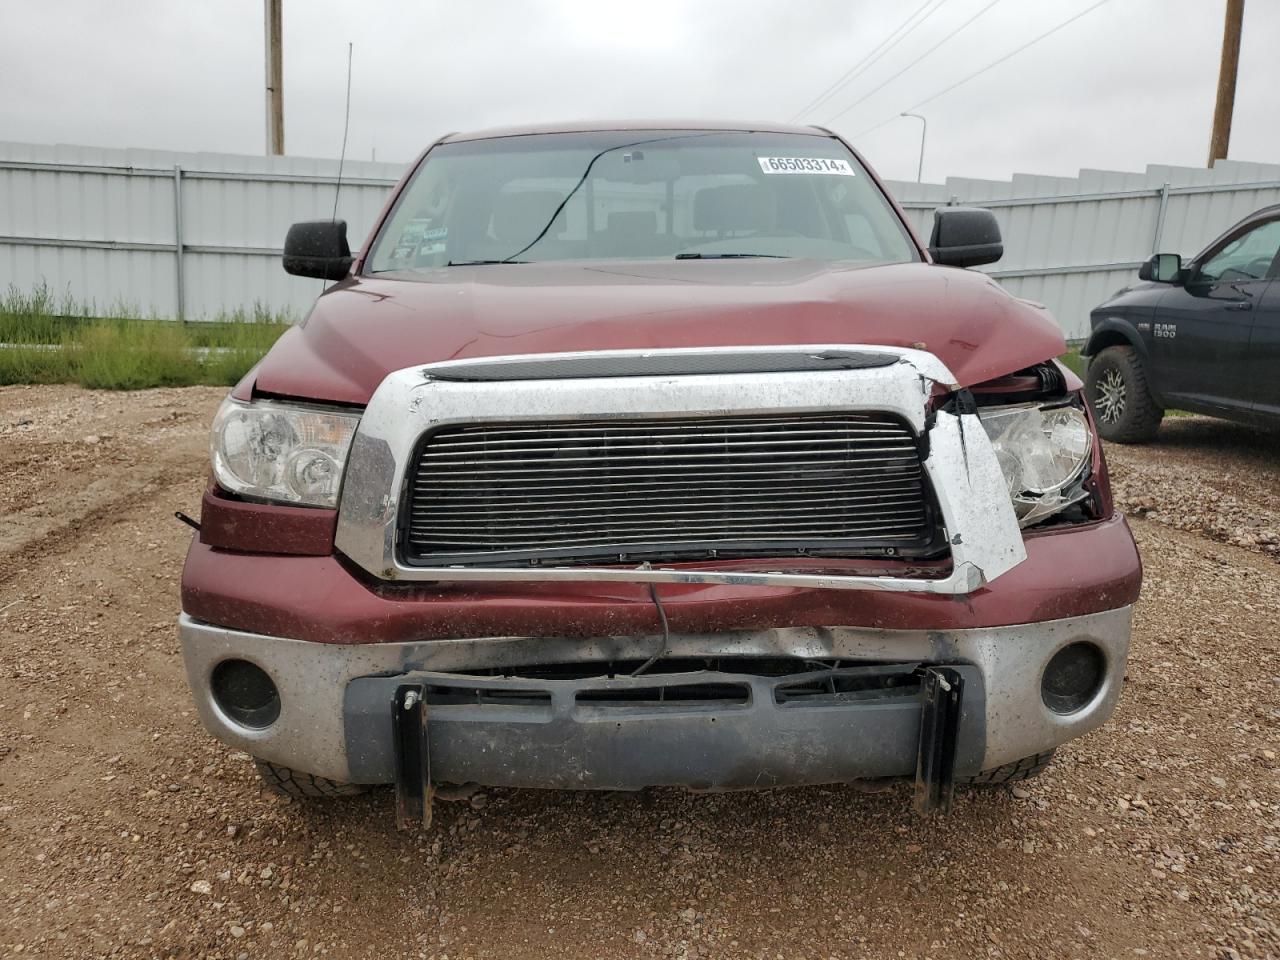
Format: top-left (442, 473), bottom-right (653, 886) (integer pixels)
top-left (332, 42), bottom-right (353, 222)
top-left (322, 42), bottom-right (353, 294)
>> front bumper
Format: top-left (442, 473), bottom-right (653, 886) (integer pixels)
top-left (179, 605), bottom-right (1132, 788)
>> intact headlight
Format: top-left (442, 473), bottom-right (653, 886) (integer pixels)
top-left (210, 397), bottom-right (360, 507)
top-left (978, 402), bottom-right (1093, 527)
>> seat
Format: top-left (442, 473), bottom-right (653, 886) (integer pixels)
top-left (597, 210), bottom-right (668, 258)
top-left (693, 183), bottom-right (776, 236)
top-left (490, 190), bottom-right (566, 249)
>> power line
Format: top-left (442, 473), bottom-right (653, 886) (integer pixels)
top-left (790, 0), bottom-right (936, 121)
top-left (822, 0), bottom-right (1006, 125)
top-left (850, 0), bottom-right (1111, 140)
top-left (788, 0), bottom-right (949, 122)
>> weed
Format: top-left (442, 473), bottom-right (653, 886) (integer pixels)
top-left (0, 285), bottom-right (289, 389)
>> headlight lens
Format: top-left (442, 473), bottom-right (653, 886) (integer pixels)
top-left (978, 402), bottom-right (1093, 527)
top-left (210, 397), bottom-right (360, 507)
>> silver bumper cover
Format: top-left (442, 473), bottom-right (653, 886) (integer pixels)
top-left (179, 606), bottom-right (1132, 786)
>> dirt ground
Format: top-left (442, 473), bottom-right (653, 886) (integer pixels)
top-left (0, 384), bottom-right (1276, 960)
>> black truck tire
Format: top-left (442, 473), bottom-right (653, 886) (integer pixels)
top-left (253, 759), bottom-right (367, 799)
top-left (961, 750), bottom-right (1055, 787)
top-left (1085, 346), bottom-right (1163, 443)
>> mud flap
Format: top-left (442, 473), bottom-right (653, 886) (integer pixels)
top-left (914, 666), bottom-right (965, 814)
top-left (392, 684), bottom-right (433, 830)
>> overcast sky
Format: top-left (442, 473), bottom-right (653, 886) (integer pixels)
top-left (2, 0), bottom-right (1276, 184)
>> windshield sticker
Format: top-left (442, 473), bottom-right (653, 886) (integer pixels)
top-left (392, 220), bottom-right (447, 260)
top-left (757, 157), bottom-right (855, 176)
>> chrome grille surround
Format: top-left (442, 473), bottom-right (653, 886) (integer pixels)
top-left (333, 345), bottom-right (1027, 594)
top-left (403, 412), bottom-right (941, 566)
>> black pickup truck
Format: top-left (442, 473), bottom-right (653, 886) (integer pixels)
top-left (1083, 203), bottom-right (1280, 442)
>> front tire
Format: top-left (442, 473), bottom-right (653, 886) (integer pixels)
top-left (961, 750), bottom-right (1055, 787)
top-left (1085, 345), bottom-right (1163, 443)
top-left (253, 759), bottom-right (367, 799)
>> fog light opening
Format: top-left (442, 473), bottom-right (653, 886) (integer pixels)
top-left (211, 659), bottom-right (281, 729)
top-left (1041, 642), bottom-right (1105, 715)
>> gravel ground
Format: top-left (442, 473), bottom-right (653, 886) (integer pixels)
top-left (0, 385), bottom-right (1276, 960)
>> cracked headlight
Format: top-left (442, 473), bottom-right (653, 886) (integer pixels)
top-left (978, 402), bottom-right (1093, 528)
top-left (210, 397), bottom-right (360, 507)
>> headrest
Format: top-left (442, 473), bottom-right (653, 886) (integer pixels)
top-left (491, 190), bottom-right (565, 243)
top-left (605, 211), bottom-right (658, 235)
top-left (693, 184), bottom-right (774, 233)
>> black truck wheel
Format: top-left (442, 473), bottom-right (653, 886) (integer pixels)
top-left (253, 759), bottom-right (367, 799)
top-left (961, 750), bottom-right (1055, 787)
top-left (1085, 346), bottom-right (1163, 443)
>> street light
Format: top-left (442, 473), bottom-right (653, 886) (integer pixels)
top-left (901, 112), bottom-right (927, 183)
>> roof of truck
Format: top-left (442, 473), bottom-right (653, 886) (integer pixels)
top-left (440, 120), bottom-right (832, 143)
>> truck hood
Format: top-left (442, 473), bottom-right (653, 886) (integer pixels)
top-left (251, 259), bottom-right (1066, 405)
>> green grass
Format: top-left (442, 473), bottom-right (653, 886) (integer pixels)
top-left (1059, 345), bottom-right (1085, 378)
top-left (0, 284), bottom-right (290, 389)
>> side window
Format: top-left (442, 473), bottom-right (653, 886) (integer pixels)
top-left (1197, 218), bottom-right (1280, 283)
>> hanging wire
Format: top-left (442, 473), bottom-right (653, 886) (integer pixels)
top-left (788, 0), bottom-right (946, 122)
top-left (848, 0), bottom-right (1111, 139)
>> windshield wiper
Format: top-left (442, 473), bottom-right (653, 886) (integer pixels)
top-left (674, 253), bottom-right (791, 260)
top-left (446, 259), bottom-right (530, 266)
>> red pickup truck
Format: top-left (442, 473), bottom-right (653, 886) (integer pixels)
top-left (180, 121), bottom-right (1141, 824)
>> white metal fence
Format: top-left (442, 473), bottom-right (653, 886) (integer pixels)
top-left (0, 142), bottom-right (404, 322)
top-left (2, 139), bottom-right (1278, 339)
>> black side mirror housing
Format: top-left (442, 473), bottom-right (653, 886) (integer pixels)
top-left (1138, 252), bottom-right (1182, 283)
top-left (928, 206), bottom-right (1002, 268)
top-left (283, 220), bottom-right (353, 280)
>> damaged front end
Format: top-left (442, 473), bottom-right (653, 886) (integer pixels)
top-left (182, 343), bottom-right (1134, 827)
top-left (322, 345), bottom-right (1098, 824)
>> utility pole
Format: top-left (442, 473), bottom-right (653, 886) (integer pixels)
top-left (264, 0), bottom-right (284, 155)
top-left (1207, 0), bottom-right (1244, 167)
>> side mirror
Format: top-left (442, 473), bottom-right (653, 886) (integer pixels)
top-left (928, 206), bottom-right (1002, 268)
top-left (1138, 252), bottom-right (1181, 283)
top-left (283, 220), bottom-right (353, 280)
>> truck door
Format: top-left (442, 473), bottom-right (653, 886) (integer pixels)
top-left (1248, 278), bottom-right (1280, 418)
top-left (1152, 216), bottom-right (1280, 415)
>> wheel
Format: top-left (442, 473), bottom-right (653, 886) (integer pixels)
top-left (1085, 345), bottom-right (1163, 443)
top-left (961, 750), bottom-right (1055, 787)
top-left (253, 759), bottom-right (367, 799)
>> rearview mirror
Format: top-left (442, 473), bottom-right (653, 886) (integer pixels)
top-left (928, 207), bottom-right (1002, 268)
top-left (1138, 252), bottom-right (1181, 283)
top-left (283, 220), bottom-right (353, 280)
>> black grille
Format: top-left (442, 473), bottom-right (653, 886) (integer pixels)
top-left (402, 412), bottom-right (940, 566)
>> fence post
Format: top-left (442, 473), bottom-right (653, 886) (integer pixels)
top-left (173, 164), bottom-right (186, 321)
top-left (1151, 182), bottom-right (1170, 254)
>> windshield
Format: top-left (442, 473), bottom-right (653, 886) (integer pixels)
top-left (366, 130), bottom-right (919, 273)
